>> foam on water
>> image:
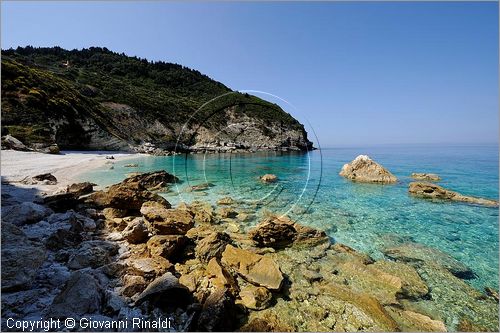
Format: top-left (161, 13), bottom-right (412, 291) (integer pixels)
top-left (81, 144), bottom-right (499, 291)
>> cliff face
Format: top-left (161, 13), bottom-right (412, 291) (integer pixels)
top-left (1, 47), bottom-right (313, 153)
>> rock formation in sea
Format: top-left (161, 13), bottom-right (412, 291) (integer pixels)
top-left (408, 181), bottom-right (498, 207)
top-left (1, 171), bottom-right (498, 331)
top-left (1, 47), bottom-right (313, 154)
top-left (411, 173), bottom-right (441, 181)
top-left (339, 155), bottom-right (398, 184)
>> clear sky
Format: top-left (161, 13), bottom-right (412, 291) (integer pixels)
top-left (2, 1), bottom-right (498, 146)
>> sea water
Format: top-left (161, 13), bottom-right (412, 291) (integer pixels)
top-left (81, 144), bottom-right (499, 291)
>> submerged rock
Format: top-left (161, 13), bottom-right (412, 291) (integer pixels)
top-left (383, 243), bottom-right (474, 279)
top-left (339, 155), bottom-right (397, 184)
top-left (221, 245), bottom-right (283, 290)
top-left (411, 173), bottom-right (441, 181)
top-left (238, 285), bottom-right (273, 310)
top-left (260, 174), bottom-right (278, 183)
top-left (408, 182), bottom-right (498, 207)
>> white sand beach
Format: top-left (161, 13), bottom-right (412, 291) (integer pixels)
top-left (1, 150), bottom-right (141, 200)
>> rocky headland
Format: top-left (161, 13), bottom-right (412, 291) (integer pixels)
top-left (2, 169), bottom-right (498, 332)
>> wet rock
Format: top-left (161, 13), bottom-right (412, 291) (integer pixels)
top-left (372, 260), bottom-right (429, 299)
top-left (221, 245), bottom-right (283, 290)
top-left (239, 313), bottom-right (293, 332)
top-left (383, 243), bottom-right (474, 279)
top-left (1, 202), bottom-right (53, 226)
top-left (124, 163), bottom-right (139, 167)
top-left (1, 223), bottom-right (47, 291)
top-left (408, 182), bottom-right (498, 207)
top-left (197, 288), bottom-right (238, 331)
top-left (195, 232), bottom-right (231, 262)
top-left (67, 240), bottom-right (119, 270)
top-left (135, 272), bottom-right (192, 308)
top-left (123, 217), bottom-right (149, 244)
top-left (339, 155), bottom-right (397, 184)
top-left (67, 182), bottom-right (95, 196)
top-left (411, 173), bottom-right (441, 181)
top-left (120, 274), bottom-right (147, 297)
top-left (47, 271), bottom-right (104, 317)
top-left (141, 203), bottom-right (194, 235)
top-left (217, 207), bottom-right (239, 218)
top-left (238, 285), bottom-right (272, 310)
top-left (217, 196), bottom-right (235, 205)
top-left (122, 170), bottom-right (179, 190)
top-left (484, 287), bottom-right (499, 302)
top-left (387, 308), bottom-right (447, 332)
top-left (147, 235), bottom-right (187, 259)
top-left (88, 182), bottom-right (170, 210)
top-left (126, 257), bottom-right (172, 279)
top-left (260, 174), bottom-right (278, 183)
top-left (250, 216), bottom-right (329, 249)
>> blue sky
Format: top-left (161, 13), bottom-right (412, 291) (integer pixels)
top-left (2, 1), bottom-right (498, 146)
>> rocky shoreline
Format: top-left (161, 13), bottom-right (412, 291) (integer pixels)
top-left (1, 170), bottom-right (499, 332)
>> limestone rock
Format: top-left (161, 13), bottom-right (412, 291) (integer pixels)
top-left (260, 174), bottom-right (278, 183)
top-left (47, 271), bottom-right (103, 317)
top-left (217, 196), bottom-right (235, 205)
top-left (217, 207), bottom-right (239, 219)
top-left (206, 258), bottom-right (238, 295)
top-left (1, 202), bottom-right (53, 226)
top-left (22, 173), bottom-right (58, 185)
top-left (126, 257), bottom-right (172, 279)
top-left (122, 217), bottom-right (149, 244)
top-left (67, 240), bottom-right (119, 270)
top-left (43, 193), bottom-right (79, 212)
top-left (383, 243), bottom-right (474, 279)
top-left (135, 272), bottom-right (192, 307)
top-left (1, 134), bottom-right (29, 151)
top-left (339, 155), bottom-right (397, 184)
top-left (67, 182), bottom-right (95, 196)
top-left (120, 274), bottom-right (147, 297)
top-left (239, 285), bottom-right (273, 310)
top-left (408, 182), bottom-right (498, 207)
top-left (386, 308), bottom-right (447, 332)
top-left (197, 288), bottom-right (238, 331)
top-left (411, 173), bottom-right (441, 181)
top-left (1, 223), bottom-right (47, 291)
top-left (141, 203), bottom-right (194, 235)
top-left (249, 215), bottom-right (329, 249)
top-left (221, 245), bottom-right (283, 290)
top-left (195, 232), bottom-right (230, 262)
top-left (147, 235), bottom-right (186, 259)
top-left (88, 182), bottom-right (170, 210)
top-left (122, 170), bottom-right (179, 190)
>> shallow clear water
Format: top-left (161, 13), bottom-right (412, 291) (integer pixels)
top-left (81, 144), bottom-right (499, 291)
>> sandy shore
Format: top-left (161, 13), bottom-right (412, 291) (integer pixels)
top-left (1, 150), bottom-right (141, 201)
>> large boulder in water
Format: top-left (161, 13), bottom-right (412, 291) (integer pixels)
top-left (410, 173), bottom-right (441, 181)
top-left (408, 182), bottom-right (498, 207)
top-left (339, 155), bottom-right (397, 184)
top-left (122, 170), bottom-right (179, 190)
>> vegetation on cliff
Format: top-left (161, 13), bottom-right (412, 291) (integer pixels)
top-left (1, 46), bottom-right (311, 151)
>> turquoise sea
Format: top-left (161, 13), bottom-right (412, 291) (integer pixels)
top-left (81, 144), bottom-right (499, 291)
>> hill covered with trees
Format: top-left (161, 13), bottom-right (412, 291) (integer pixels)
top-left (1, 46), bottom-right (313, 153)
